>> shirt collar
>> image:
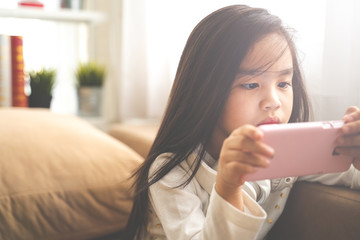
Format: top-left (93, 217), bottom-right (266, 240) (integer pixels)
top-left (186, 150), bottom-right (217, 194)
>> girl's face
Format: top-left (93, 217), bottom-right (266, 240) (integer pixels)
top-left (211, 33), bottom-right (294, 155)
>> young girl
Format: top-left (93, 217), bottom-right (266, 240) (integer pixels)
top-left (125, 5), bottom-right (360, 240)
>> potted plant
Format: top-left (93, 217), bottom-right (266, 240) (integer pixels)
top-left (28, 68), bottom-right (56, 108)
top-left (75, 61), bottom-right (106, 117)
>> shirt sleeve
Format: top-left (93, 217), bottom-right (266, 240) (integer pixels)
top-left (148, 157), bottom-right (266, 240)
top-left (242, 180), bottom-right (271, 204)
top-left (298, 164), bottom-right (360, 189)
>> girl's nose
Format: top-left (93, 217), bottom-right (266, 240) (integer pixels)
top-left (261, 89), bottom-right (281, 111)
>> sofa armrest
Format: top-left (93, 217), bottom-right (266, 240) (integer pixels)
top-left (267, 181), bottom-right (360, 240)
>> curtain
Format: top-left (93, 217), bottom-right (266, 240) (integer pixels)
top-left (116, 0), bottom-right (230, 121)
top-left (310, 0), bottom-right (360, 120)
top-left (98, 0), bottom-right (360, 122)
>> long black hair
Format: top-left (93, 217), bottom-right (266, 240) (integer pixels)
top-left (124, 4), bottom-right (311, 239)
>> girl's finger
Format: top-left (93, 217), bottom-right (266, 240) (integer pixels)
top-left (232, 124), bottom-right (264, 141)
top-left (223, 149), bottom-right (270, 168)
top-left (341, 121), bottom-right (360, 135)
top-left (344, 106), bottom-right (359, 116)
top-left (352, 158), bottom-right (360, 171)
top-left (334, 146), bottom-right (360, 157)
top-left (336, 134), bottom-right (360, 147)
top-left (343, 106), bottom-right (360, 123)
top-left (225, 135), bottom-right (274, 158)
top-left (224, 160), bottom-right (258, 175)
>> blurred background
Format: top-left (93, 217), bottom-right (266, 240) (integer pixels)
top-left (1, 0), bottom-right (359, 125)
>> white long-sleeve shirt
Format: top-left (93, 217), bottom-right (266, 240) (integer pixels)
top-left (144, 150), bottom-right (360, 240)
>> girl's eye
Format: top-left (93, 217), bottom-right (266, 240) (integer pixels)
top-left (240, 83), bottom-right (259, 90)
top-left (278, 82), bottom-right (292, 89)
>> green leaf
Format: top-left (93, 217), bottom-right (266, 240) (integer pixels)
top-left (75, 62), bottom-right (106, 87)
top-left (29, 68), bottom-right (56, 96)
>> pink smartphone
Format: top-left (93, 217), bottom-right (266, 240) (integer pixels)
top-left (245, 121), bottom-right (353, 181)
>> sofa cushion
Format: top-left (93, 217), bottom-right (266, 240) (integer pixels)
top-left (108, 122), bottom-right (159, 159)
top-left (267, 181), bottom-right (360, 240)
top-left (0, 108), bottom-right (143, 240)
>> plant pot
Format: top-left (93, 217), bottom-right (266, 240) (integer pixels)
top-left (28, 94), bottom-right (52, 108)
top-left (61, 0), bottom-right (84, 9)
top-left (78, 87), bottom-right (102, 117)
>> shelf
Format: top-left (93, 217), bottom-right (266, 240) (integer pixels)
top-left (0, 7), bottom-right (106, 24)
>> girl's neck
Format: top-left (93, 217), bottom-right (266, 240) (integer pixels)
top-left (207, 126), bottom-right (228, 160)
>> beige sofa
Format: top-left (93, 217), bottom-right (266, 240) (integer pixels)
top-left (1, 108), bottom-right (360, 240)
top-left (109, 123), bottom-right (360, 240)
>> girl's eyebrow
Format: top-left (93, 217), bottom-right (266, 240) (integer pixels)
top-left (277, 68), bottom-right (294, 76)
top-left (238, 68), bottom-right (293, 76)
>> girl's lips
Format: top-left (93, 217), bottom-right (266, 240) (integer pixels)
top-left (257, 117), bottom-right (280, 126)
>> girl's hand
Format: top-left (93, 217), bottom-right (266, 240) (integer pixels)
top-left (215, 124), bottom-right (273, 210)
top-left (335, 106), bottom-right (360, 170)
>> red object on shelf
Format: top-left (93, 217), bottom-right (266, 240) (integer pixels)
top-left (18, 1), bottom-right (44, 8)
top-left (11, 36), bottom-right (28, 107)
